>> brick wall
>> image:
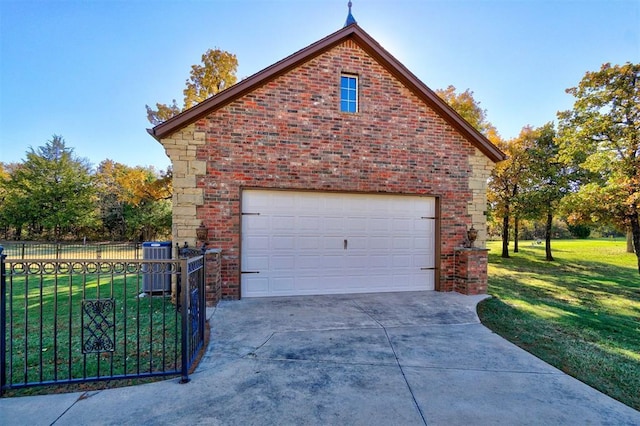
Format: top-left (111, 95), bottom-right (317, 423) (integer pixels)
top-left (454, 248), bottom-right (489, 295)
top-left (204, 249), bottom-right (222, 305)
top-left (161, 39), bottom-right (494, 299)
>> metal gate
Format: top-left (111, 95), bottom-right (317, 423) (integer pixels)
top-left (0, 246), bottom-right (206, 395)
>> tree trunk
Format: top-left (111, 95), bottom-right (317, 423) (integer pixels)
top-left (630, 212), bottom-right (640, 274)
top-left (627, 228), bottom-right (635, 253)
top-left (514, 217), bottom-right (519, 253)
top-left (545, 211), bottom-right (554, 261)
top-left (501, 213), bottom-right (510, 258)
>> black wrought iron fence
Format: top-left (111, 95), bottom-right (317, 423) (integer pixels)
top-left (0, 247), bottom-right (206, 395)
top-left (0, 242), bottom-right (142, 260)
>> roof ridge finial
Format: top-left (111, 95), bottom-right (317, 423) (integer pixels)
top-left (344, 1), bottom-right (357, 27)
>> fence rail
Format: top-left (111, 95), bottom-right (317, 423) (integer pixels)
top-left (0, 248), bottom-right (205, 395)
top-left (0, 242), bottom-right (143, 260)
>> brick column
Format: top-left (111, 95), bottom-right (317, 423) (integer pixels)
top-left (204, 248), bottom-right (222, 306)
top-left (455, 248), bottom-right (489, 295)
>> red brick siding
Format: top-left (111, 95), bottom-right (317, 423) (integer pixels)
top-left (195, 40), bottom-right (477, 299)
top-left (454, 249), bottom-right (489, 295)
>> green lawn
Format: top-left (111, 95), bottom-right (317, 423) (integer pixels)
top-left (478, 239), bottom-right (640, 410)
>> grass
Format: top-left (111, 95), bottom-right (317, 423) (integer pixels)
top-left (478, 239), bottom-right (640, 411)
top-left (3, 268), bottom-right (181, 396)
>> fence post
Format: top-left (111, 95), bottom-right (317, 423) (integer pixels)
top-left (0, 246), bottom-right (7, 396)
top-left (179, 257), bottom-right (190, 384)
top-left (199, 249), bottom-right (206, 347)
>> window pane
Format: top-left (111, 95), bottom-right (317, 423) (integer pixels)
top-left (340, 75), bottom-right (357, 113)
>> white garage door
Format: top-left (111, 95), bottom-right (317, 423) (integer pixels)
top-left (241, 190), bottom-right (436, 297)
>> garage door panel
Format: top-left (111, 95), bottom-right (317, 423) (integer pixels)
top-left (318, 255), bottom-right (345, 269)
top-left (243, 276), bottom-right (270, 296)
top-left (392, 218), bottom-right (413, 232)
top-left (370, 255), bottom-right (392, 267)
top-left (346, 217), bottom-right (368, 231)
top-left (243, 215), bottom-right (269, 231)
top-left (323, 217), bottom-right (344, 232)
top-left (369, 237), bottom-right (391, 249)
top-left (244, 255), bottom-right (269, 270)
top-left (348, 255), bottom-right (370, 268)
top-left (346, 236), bottom-right (368, 250)
top-left (392, 255), bottom-right (412, 267)
top-left (392, 237), bottom-right (413, 249)
top-left (299, 236), bottom-right (321, 249)
top-left (244, 235), bottom-right (269, 250)
top-left (298, 255), bottom-right (319, 269)
top-left (271, 256), bottom-right (295, 270)
top-left (414, 236), bottom-right (432, 249)
top-left (272, 215), bottom-right (296, 231)
top-left (272, 236), bottom-right (295, 250)
top-left (242, 190), bottom-right (436, 297)
top-left (413, 218), bottom-right (433, 232)
top-left (299, 216), bottom-right (320, 230)
top-left (271, 277), bottom-right (295, 293)
top-left (369, 218), bottom-right (391, 232)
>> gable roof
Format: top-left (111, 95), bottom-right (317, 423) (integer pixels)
top-left (148, 24), bottom-right (506, 163)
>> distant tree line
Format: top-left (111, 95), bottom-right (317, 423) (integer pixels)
top-left (0, 136), bottom-right (172, 242)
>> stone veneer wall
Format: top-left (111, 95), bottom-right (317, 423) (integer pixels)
top-left (467, 147), bottom-right (495, 248)
top-left (160, 123), bottom-right (207, 252)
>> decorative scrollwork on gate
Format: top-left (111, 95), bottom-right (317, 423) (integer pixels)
top-left (82, 299), bottom-right (116, 353)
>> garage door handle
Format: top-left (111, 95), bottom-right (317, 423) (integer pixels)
top-left (344, 239), bottom-right (348, 250)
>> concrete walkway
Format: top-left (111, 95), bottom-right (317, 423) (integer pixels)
top-left (1, 292), bottom-right (639, 425)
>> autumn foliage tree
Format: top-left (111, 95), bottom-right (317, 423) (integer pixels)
top-left (558, 62), bottom-right (640, 273)
top-left (436, 85), bottom-right (500, 143)
top-left (146, 48), bottom-right (238, 125)
top-left (487, 131), bottom-right (532, 258)
top-left (95, 160), bottom-right (172, 241)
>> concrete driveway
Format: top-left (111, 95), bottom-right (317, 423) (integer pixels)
top-left (1, 291), bottom-right (639, 425)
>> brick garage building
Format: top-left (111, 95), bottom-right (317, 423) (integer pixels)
top-left (149, 23), bottom-right (505, 303)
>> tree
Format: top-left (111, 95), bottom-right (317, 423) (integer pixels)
top-left (94, 160), bottom-right (172, 241)
top-left (518, 123), bottom-right (572, 261)
top-left (0, 163), bottom-right (11, 238)
top-left (146, 48), bottom-right (238, 125)
top-left (558, 62), bottom-right (640, 273)
top-left (436, 85), bottom-right (500, 142)
top-left (3, 136), bottom-right (96, 240)
top-left (488, 130), bottom-right (533, 258)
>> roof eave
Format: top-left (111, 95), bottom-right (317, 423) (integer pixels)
top-left (149, 24), bottom-right (506, 163)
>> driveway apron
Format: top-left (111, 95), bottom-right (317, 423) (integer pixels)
top-left (1, 291), bottom-right (639, 425)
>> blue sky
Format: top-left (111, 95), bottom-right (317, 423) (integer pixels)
top-left (1, 0), bottom-right (638, 170)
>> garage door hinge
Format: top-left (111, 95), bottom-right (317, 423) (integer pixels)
top-left (420, 216), bottom-right (436, 219)
top-left (420, 267), bottom-right (435, 270)
top-left (241, 271), bottom-right (260, 274)
top-left (242, 212), bottom-right (261, 216)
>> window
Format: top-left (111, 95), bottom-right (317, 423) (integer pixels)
top-left (340, 74), bottom-right (358, 113)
